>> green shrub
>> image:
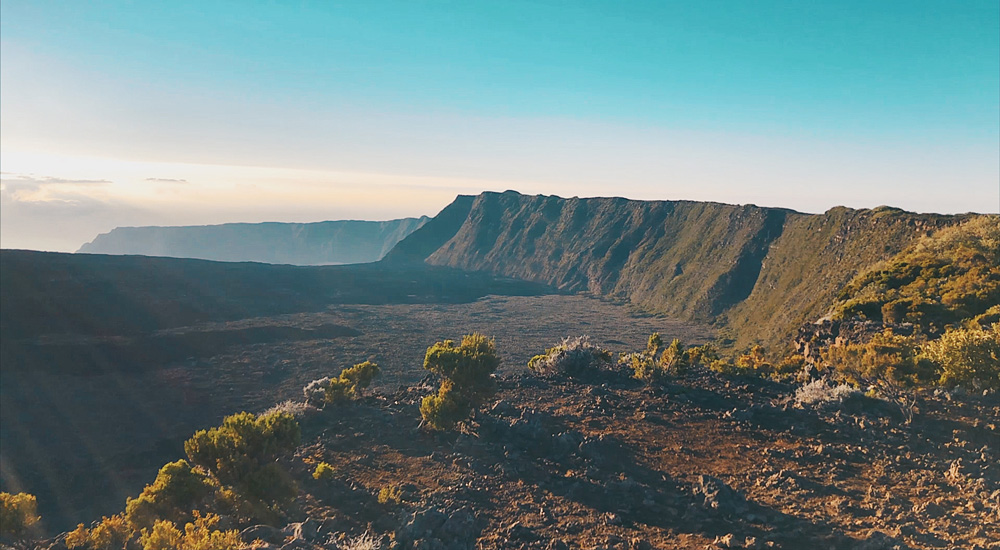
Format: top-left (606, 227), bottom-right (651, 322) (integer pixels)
top-left (527, 336), bottom-right (612, 376)
top-left (377, 485), bottom-right (403, 505)
top-left (646, 333), bottom-right (663, 355)
top-left (625, 336), bottom-right (692, 382)
top-left (323, 361), bottom-right (382, 405)
top-left (708, 346), bottom-right (796, 380)
top-left (822, 330), bottom-right (936, 386)
top-left (420, 380), bottom-right (470, 431)
top-left (339, 360), bottom-right (380, 390)
top-left (832, 216), bottom-right (1000, 329)
top-left (139, 512), bottom-right (240, 550)
top-left (325, 377), bottom-right (356, 405)
top-left (184, 410), bottom-right (300, 506)
top-left (65, 524), bottom-right (90, 549)
top-left (312, 462), bottom-right (335, 481)
top-left (623, 351), bottom-right (656, 381)
top-left (923, 323), bottom-right (1000, 389)
top-left (658, 339), bottom-right (690, 376)
top-left (734, 345), bottom-right (773, 376)
top-left (686, 343), bottom-right (719, 366)
top-left (68, 514), bottom-right (132, 550)
top-left (140, 520), bottom-right (182, 550)
top-left (971, 305), bottom-right (1000, 328)
top-left (0, 492), bottom-right (39, 539)
top-left (125, 460), bottom-right (214, 530)
top-left (773, 354), bottom-right (807, 380)
top-left (708, 358), bottom-right (738, 376)
top-left (420, 334), bottom-right (499, 430)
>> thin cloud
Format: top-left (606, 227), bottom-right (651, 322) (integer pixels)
top-left (0, 173), bottom-right (112, 186)
top-left (0, 173), bottom-right (112, 203)
top-left (145, 177), bottom-right (188, 183)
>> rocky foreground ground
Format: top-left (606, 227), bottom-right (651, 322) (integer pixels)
top-left (35, 366), bottom-right (1000, 550)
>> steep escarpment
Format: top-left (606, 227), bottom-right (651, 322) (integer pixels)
top-left (78, 217), bottom-right (429, 265)
top-left (409, 191), bottom-right (792, 322)
top-left (724, 206), bottom-right (968, 349)
top-left (387, 191), bottom-right (968, 349)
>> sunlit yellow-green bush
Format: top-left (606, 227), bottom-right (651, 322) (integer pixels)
top-left (626, 333), bottom-right (691, 382)
top-left (184, 410), bottom-right (300, 506)
top-left (323, 360), bottom-right (382, 405)
top-left (0, 492), bottom-right (39, 539)
top-left (923, 323), bottom-right (1000, 389)
top-left (833, 216), bottom-right (1000, 328)
top-left (312, 462), bottom-right (335, 481)
top-left (125, 460), bottom-right (214, 530)
top-left (66, 514), bottom-right (133, 550)
top-left (734, 345), bottom-right (773, 376)
top-left (821, 330), bottom-right (936, 386)
top-left (686, 343), bottom-right (719, 366)
top-left (658, 339), bottom-right (690, 376)
top-left (420, 380), bottom-right (471, 431)
top-left (339, 360), bottom-right (380, 390)
top-left (377, 485), bottom-right (403, 505)
top-left (139, 512), bottom-right (240, 550)
top-left (420, 334), bottom-right (499, 430)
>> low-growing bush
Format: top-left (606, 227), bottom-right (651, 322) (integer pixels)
top-left (420, 334), bottom-right (499, 430)
top-left (325, 377), bottom-right (357, 405)
top-left (686, 343), bottom-right (719, 366)
top-left (303, 377), bottom-right (332, 406)
top-left (340, 360), bottom-right (380, 390)
top-left (263, 399), bottom-right (317, 418)
top-left (658, 339), bottom-right (690, 376)
top-left (312, 462), bottom-right (335, 481)
top-left (138, 512), bottom-right (241, 550)
top-left (774, 354), bottom-right (806, 380)
top-left (305, 361), bottom-right (382, 407)
top-left (624, 333), bottom-right (691, 382)
top-left (822, 330), bottom-right (936, 386)
top-left (708, 358), bottom-right (738, 376)
top-left (377, 485), bottom-right (402, 505)
top-left (184, 410), bottom-right (300, 507)
top-left (923, 323), bottom-right (1000, 389)
top-left (527, 336), bottom-right (612, 376)
top-left (342, 532), bottom-right (383, 550)
top-left (794, 379), bottom-right (864, 409)
top-left (734, 345), bottom-right (773, 376)
top-left (420, 380), bottom-right (470, 431)
top-left (0, 492), bottom-right (39, 539)
top-left (66, 514), bottom-right (132, 550)
top-left (125, 460), bottom-right (214, 530)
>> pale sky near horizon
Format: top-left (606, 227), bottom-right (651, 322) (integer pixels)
top-left (2, 1), bottom-right (998, 252)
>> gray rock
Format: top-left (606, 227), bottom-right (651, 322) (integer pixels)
top-left (242, 524), bottom-right (284, 544)
top-left (694, 475), bottom-right (749, 516)
top-left (440, 506), bottom-right (476, 539)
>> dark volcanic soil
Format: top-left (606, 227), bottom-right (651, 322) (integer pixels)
top-left (274, 368), bottom-right (999, 550)
top-left (1, 295), bottom-right (711, 534)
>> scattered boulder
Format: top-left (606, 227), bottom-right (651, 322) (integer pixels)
top-left (694, 475), bottom-right (749, 516)
top-left (395, 506), bottom-right (479, 549)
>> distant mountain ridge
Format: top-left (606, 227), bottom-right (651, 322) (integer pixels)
top-left (386, 190), bottom-right (972, 350)
top-left (78, 217), bottom-right (430, 265)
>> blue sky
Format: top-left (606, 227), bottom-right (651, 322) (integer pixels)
top-left (2, 1), bottom-right (998, 251)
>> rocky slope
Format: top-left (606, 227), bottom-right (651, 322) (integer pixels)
top-left (78, 217), bottom-right (429, 265)
top-left (386, 191), bottom-right (968, 351)
top-left (32, 365), bottom-right (1000, 550)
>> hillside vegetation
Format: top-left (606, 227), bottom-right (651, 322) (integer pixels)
top-left (387, 191), bottom-right (970, 351)
top-left (78, 217), bottom-right (429, 265)
top-left (830, 215), bottom-right (1000, 329)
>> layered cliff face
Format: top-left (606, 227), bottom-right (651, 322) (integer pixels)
top-left (387, 191), bottom-right (967, 350)
top-left (77, 217), bottom-right (429, 265)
